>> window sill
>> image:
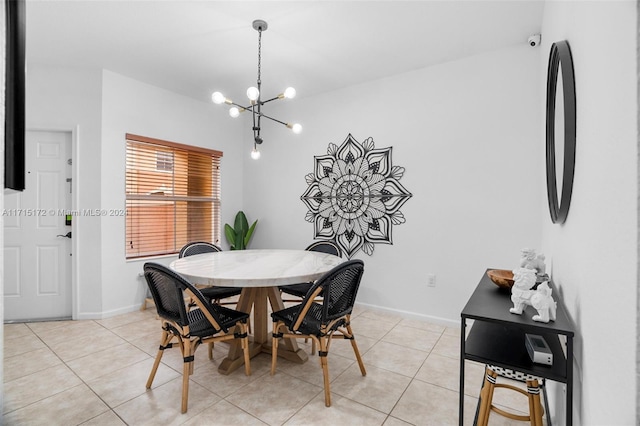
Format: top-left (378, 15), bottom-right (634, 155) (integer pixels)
top-left (126, 253), bottom-right (178, 263)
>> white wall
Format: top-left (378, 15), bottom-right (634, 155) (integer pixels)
top-left (540, 1), bottom-right (638, 424)
top-left (244, 44), bottom-right (543, 323)
top-left (100, 71), bottom-right (245, 316)
top-left (26, 65), bottom-right (104, 315)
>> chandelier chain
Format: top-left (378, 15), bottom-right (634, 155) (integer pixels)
top-left (257, 29), bottom-right (262, 88)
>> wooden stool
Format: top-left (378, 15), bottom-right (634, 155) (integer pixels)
top-left (477, 365), bottom-right (544, 426)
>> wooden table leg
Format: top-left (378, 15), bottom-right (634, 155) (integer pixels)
top-left (253, 287), bottom-right (269, 343)
top-left (218, 286), bottom-right (308, 375)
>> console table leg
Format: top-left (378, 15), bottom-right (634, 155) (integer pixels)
top-left (459, 318), bottom-right (466, 426)
top-left (567, 336), bottom-right (573, 425)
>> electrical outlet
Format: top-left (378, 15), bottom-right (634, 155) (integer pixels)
top-left (427, 274), bottom-right (436, 287)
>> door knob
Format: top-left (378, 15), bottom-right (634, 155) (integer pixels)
top-left (57, 231), bottom-right (72, 239)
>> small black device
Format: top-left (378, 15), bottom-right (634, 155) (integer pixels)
top-left (525, 333), bottom-right (553, 365)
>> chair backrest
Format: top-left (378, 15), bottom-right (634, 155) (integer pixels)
top-left (143, 262), bottom-right (225, 332)
top-left (179, 241), bottom-right (222, 258)
top-left (306, 240), bottom-right (342, 257)
top-left (292, 260), bottom-right (364, 330)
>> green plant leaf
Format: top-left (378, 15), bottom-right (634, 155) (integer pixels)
top-left (235, 211), bottom-right (249, 236)
top-left (224, 223), bottom-right (236, 249)
top-left (234, 231), bottom-right (244, 250)
top-left (244, 219), bottom-right (258, 247)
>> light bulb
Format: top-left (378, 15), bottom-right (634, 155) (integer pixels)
top-left (247, 87), bottom-right (260, 101)
top-left (211, 91), bottom-right (225, 104)
top-left (229, 107), bottom-right (240, 118)
top-left (251, 147), bottom-right (261, 160)
top-left (291, 123), bottom-right (302, 134)
top-left (283, 87), bottom-right (296, 99)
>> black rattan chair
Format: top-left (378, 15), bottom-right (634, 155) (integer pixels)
top-left (179, 242), bottom-right (242, 305)
top-left (270, 259), bottom-right (366, 407)
top-left (279, 241), bottom-right (342, 301)
top-left (143, 262), bottom-right (251, 414)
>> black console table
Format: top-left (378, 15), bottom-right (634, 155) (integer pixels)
top-left (459, 270), bottom-right (574, 425)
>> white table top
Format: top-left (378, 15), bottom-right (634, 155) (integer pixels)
top-left (169, 249), bottom-right (344, 287)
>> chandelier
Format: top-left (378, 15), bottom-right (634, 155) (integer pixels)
top-left (211, 19), bottom-right (302, 160)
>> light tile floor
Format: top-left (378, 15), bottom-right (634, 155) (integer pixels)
top-left (3, 305), bottom-right (545, 425)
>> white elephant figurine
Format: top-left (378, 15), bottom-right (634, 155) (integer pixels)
top-left (509, 268), bottom-right (557, 323)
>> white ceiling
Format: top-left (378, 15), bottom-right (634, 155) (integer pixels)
top-left (26, 0), bottom-right (544, 103)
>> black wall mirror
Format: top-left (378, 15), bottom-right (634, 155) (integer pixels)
top-left (545, 40), bottom-right (576, 224)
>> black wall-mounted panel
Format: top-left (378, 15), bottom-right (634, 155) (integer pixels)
top-left (5, 0), bottom-right (26, 191)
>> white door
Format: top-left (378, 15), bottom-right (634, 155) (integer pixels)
top-left (4, 130), bottom-right (73, 321)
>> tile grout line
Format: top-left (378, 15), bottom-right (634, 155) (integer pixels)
top-left (381, 328), bottom-right (446, 425)
top-left (26, 318), bottom-right (173, 425)
top-left (38, 319), bottom-right (130, 425)
top-left (3, 320), bottom-right (115, 423)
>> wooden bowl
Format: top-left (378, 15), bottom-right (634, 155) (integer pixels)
top-left (487, 269), bottom-right (514, 289)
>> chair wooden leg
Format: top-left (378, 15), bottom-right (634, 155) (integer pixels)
top-left (181, 338), bottom-right (192, 414)
top-left (319, 336), bottom-right (331, 407)
top-left (208, 342), bottom-right (214, 360)
top-left (476, 370), bottom-right (489, 426)
top-left (477, 367), bottom-right (497, 426)
top-left (241, 323), bottom-right (251, 376)
top-left (141, 297), bottom-right (154, 311)
top-left (527, 379), bottom-right (544, 426)
top-left (271, 322), bottom-right (280, 376)
top-left (527, 381), bottom-right (536, 426)
top-left (146, 329), bottom-right (172, 389)
top-left (345, 324), bottom-right (366, 376)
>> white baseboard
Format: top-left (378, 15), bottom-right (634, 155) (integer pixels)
top-left (75, 303), bottom-right (142, 320)
top-left (77, 300), bottom-right (459, 328)
top-left (354, 301), bottom-right (459, 328)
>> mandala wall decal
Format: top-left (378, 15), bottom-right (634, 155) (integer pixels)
top-left (300, 134), bottom-right (413, 258)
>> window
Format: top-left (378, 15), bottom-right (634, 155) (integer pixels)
top-left (125, 133), bottom-right (222, 259)
top-left (155, 151), bottom-right (174, 172)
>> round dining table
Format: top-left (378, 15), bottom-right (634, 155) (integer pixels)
top-left (169, 249), bottom-right (344, 374)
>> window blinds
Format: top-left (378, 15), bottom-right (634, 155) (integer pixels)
top-left (125, 134), bottom-right (222, 259)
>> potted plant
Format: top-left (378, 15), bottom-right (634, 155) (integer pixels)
top-left (224, 211), bottom-right (258, 250)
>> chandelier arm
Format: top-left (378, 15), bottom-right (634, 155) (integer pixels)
top-left (228, 101), bottom-right (251, 110)
top-left (259, 113), bottom-right (289, 127)
top-left (260, 96), bottom-right (283, 104)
